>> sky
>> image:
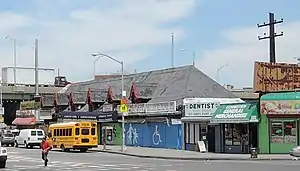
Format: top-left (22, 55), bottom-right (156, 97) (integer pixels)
top-left (0, 0), bottom-right (299, 88)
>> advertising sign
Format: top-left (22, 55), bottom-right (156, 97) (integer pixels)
top-left (260, 100), bottom-right (300, 114)
top-left (16, 110), bottom-right (37, 117)
top-left (183, 98), bottom-right (244, 117)
top-left (116, 101), bottom-right (176, 115)
top-left (253, 61), bottom-right (300, 92)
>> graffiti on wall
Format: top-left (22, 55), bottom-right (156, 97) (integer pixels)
top-left (127, 124), bottom-right (139, 145)
top-left (125, 122), bottom-right (182, 149)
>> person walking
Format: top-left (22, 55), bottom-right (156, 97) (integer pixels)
top-left (40, 137), bottom-right (52, 166)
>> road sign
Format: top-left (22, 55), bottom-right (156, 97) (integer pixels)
top-left (121, 98), bottom-right (127, 105)
top-left (120, 104), bottom-right (128, 113)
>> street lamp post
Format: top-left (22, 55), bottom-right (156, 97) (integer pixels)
top-left (4, 36), bottom-right (17, 87)
top-left (216, 63), bottom-right (228, 83)
top-left (92, 52), bottom-right (125, 152)
top-left (93, 56), bottom-right (101, 78)
top-left (180, 49), bottom-right (196, 66)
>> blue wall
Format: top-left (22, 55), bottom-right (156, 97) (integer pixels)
top-left (125, 122), bottom-right (182, 149)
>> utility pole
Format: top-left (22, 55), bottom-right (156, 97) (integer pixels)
top-left (171, 33), bottom-right (174, 68)
top-left (34, 39), bottom-right (39, 97)
top-left (257, 12), bottom-right (283, 63)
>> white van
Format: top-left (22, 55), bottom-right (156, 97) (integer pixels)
top-left (15, 129), bottom-right (45, 148)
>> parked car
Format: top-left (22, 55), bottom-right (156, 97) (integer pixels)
top-left (15, 129), bottom-right (45, 148)
top-left (290, 146), bottom-right (300, 159)
top-left (1, 133), bottom-right (15, 147)
top-left (0, 142), bottom-right (7, 168)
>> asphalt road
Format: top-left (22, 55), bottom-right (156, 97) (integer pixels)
top-left (3, 147), bottom-right (300, 171)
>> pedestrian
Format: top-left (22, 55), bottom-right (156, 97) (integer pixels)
top-left (40, 136), bottom-right (52, 166)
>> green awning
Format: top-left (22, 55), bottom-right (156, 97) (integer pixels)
top-left (261, 92), bottom-right (300, 101)
top-left (210, 103), bottom-right (259, 124)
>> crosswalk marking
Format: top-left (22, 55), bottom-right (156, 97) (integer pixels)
top-left (6, 153), bottom-right (175, 171)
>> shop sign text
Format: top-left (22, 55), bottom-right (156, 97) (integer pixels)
top-left (184, 102), bottom-right (219, 117)
top-left (261, 100), bottom-right (300, 114)
top-left (215, 105), bottom-right (247, 119)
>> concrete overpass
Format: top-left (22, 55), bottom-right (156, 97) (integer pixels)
top-left (1, 85), bottom-right (62, 125)
top-left (1, 85), bottom-right (62, 100)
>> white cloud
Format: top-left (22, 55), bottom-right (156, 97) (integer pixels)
top-left (0, 0), bottom-right (195, 84)
top-left (196, 21), bottom-right (300, 88)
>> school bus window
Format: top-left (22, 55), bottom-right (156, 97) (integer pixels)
top-left (75, 128), bottom-right (80, 135)
top-left (54, 129), bottom-right (57, 136)
top-left (69, 128), bottom-right (72, 136)
top-left (59, 129), bottom-right (63, 136)
top-left (91, 128), bottom-right (96, 135)
top-left (81, 128), bottom-right (89, 135)
top-left (63, 129), bottom-right (66, 136)
top-left (65, 129), bottom-right (69, 136)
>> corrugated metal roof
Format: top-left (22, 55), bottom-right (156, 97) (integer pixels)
top-left (64, 65), bottom-right (236, 104)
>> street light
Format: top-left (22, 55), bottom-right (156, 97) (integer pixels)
top-left (91, 52), bottom-right (125, 152)
top-left (93, 56), bottom-right (101, 77)
top-left (216, 63), bottom-right (228, 83)
top-left (180, 49), bottom-right (196, 66)
top-left (4, 36), bottom-right (17, 87)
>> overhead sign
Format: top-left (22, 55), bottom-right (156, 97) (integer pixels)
top-left (120, 104), bottom-right (128, 113)
top-left (59, 111), bottom-right (119, 122)
top-left (183, 98), bottom-right (244, 117)
top-left (253, 61), bottom-right (300, 92)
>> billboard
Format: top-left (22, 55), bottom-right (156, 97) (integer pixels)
top-left (253, 61), bottom-right (300, 92)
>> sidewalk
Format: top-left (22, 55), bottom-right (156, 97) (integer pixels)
top-left (91, 145), bottom-right (293, 161)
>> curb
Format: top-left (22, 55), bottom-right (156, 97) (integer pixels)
top-left (92, 150), bottom-right (292, 161)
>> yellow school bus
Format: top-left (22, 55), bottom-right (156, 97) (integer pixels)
top-left (48, 121), bottom-right (98, 152)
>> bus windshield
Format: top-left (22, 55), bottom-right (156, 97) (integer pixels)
top-left (81, 128), bottom-right (89, 135)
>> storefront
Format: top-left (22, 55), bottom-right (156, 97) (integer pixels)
top-left (12, 110), bottom-right (40, 129)
top-left (210, 103), bottom-right (259, 154)
top-left (181, 98), bottom-right (244, 152)
top-left (259, 92), bottom-right (300, 154)
top-left (58, 111), bottom-right (119, 144)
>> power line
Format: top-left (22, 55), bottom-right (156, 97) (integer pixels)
top-left (257, 12), bottom-right (284, 63)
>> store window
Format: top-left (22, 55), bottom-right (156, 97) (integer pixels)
top-left (270, 120), bottom-right (296, 143)
top-left (224, 124), bottom-right (248, 146)
top-left (190, 124), bottom-right (195, 143)
top-left (185, 123), bottom-right (205, 144)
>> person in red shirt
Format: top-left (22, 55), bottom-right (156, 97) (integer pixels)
top-left (40, 137), bottom-right (52, 166)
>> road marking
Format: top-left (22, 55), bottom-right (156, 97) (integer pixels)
top-left (87, 165), bottom-right (99, 168)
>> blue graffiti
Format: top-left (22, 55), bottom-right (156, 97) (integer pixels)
top-left (127, 124), bottom-right (138, 145)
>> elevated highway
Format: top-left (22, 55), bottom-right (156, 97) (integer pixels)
top-left (1, 85), bottom-right (62, 100)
